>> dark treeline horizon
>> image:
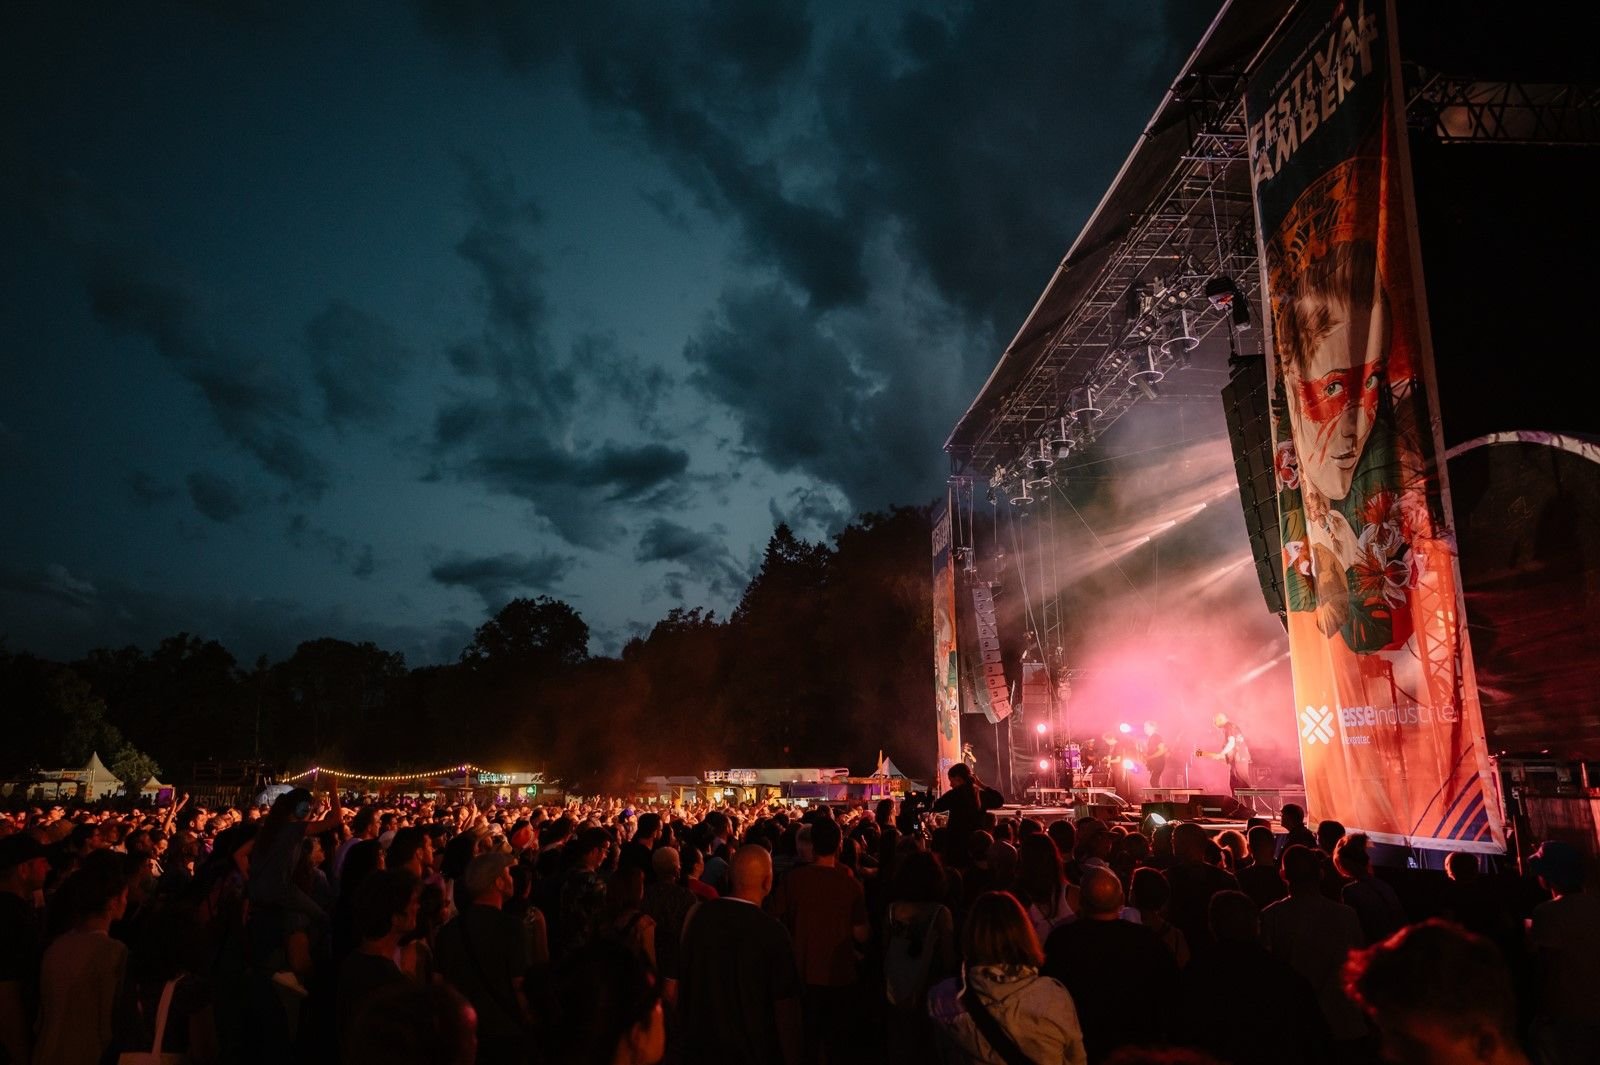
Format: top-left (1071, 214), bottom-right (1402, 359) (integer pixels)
top-left (0, 506), bottom-right (936, 792)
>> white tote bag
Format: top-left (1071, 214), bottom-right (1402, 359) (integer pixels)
top-left (116, 977), bottom-right (186, 1065)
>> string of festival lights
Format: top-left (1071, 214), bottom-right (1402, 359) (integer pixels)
top-left (282, 763), bottom-right (500, 784)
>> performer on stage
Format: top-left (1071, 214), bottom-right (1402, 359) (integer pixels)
top-left (1141, 720), bottom-right (1168, 787)
top-left (960, 742), bottom-right (977, 772)
top-left (1196, 713), bottom-right (1253, 793)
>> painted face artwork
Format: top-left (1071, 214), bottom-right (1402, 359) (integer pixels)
top-left (1286, 280), bottom-right (1389, 502)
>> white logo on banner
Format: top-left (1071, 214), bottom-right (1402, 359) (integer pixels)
top-left (1301, 705), bottom-right (1335, 745)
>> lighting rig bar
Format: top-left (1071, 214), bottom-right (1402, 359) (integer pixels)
top-left (951, 75), bottom-right (1263, 495)
top-left (1405, 68), bottom-right (1600, 146)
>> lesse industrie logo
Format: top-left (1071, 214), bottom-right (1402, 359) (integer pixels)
top-left (1300, 705), bottom-right (1335, 745)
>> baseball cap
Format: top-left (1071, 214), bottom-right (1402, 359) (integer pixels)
top-left (0, 832), bottom-right (47, 870)
top-left (1529, 840), bottom-right (1585, 885)
top-left (462, 851), bottom-right (516, 898)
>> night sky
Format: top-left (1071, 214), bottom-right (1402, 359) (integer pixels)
top-left (1, 2), bottom-right (1221, 666)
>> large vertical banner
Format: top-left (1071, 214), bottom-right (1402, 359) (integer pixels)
top-left (1247, 0), bottom-right (1503, 852)
top-left (932, 502), bottom-right (961, 792)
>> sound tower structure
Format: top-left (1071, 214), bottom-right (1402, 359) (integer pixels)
top-left (1221, 355), bottom-right (1286, 621)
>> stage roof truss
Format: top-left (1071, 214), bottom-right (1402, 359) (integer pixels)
top-left (1405, 68), bottom-right (1600, 146)
top-left (950, 81), bottom-right (1264, 491)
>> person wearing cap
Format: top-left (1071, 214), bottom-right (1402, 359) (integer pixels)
top-left (434, 851), bottom-right (531, 1062)
top-left (1526, 839), bottom-right (1600, 1065)
top-left (0, 832), bottom-right (50, 1064)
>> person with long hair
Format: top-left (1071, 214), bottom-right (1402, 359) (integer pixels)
top-left (1015, 835), bottom-right (1074, 946)
top-left (928, 891), bottom-right (1085, 1064)
top-left (546, 939), bottom-right (665, 1065)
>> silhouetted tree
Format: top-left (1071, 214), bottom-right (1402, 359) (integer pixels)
top-left (271, 638), bottom-right (407, 764)
top-left (461, 597), bottom-right (589, 673)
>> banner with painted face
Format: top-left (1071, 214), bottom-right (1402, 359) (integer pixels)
top-left (932, 501), bottom-right (962, 791)
top-left (1247, 0), bottom-right (1503, 852)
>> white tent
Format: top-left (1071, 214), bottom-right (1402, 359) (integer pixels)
top-left (876, 756), bottom-right (910, 779)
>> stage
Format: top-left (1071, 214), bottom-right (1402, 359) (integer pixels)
top-left (995, 781), bottom-right (1308, 834)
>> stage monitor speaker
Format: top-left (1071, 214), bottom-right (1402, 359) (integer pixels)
top-left (1141, 800), bottom-right (1200, 822)
top-left (1221, 357), bottom-right (1286, 623)
top-left (1193, 793), bottom-right (1237, 817)
top-left (1142, 794), bottom-right (1240, 821)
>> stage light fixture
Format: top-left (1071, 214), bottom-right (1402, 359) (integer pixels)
top-left (1038, 758), bottom-right (1051, 771)
top-left (1122, 758), bottom-right (1136, 771)
top-left (1119, 723), bottom-right (1132, 734)
top-left (1027, 438), bottom-right (1054, 471)
top-left (1067, 386), bottom-right (1102, 419)
top-left (1128, 345), bottom-right (1164, 388)
top-left (1050, 417), bottom-right (1073, 460)
top-left (1036, 723), bottom-right (1048, 735)
top-left (1160, 309), bottom-right (1199, 354)
top-left (1009, 483), bottom-right (1034, 507)
top-left (1145, 812), bottom-right (1168, 827)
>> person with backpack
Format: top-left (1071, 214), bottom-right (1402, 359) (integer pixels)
top-left (433, 852), bottom-right (532, 1064)
top-left (882, 851), bottom-right (956, 1064)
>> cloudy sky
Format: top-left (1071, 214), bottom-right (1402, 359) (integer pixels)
top-left (1, 2), bottom-right (1221, 666)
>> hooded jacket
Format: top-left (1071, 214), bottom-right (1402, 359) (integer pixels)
top-left (928, 963), bottom-right (1086, 1065)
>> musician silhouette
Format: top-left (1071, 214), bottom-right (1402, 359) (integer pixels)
top-left (1196, 713), bottom-right (1253, 794)
top-left (1142, 721), bottom-right (1169, 787)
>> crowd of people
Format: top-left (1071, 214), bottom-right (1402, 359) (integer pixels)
top-left (0, 759), bottom-right (1596, 1065)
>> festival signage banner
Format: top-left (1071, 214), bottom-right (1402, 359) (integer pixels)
top-left (932, 502), bottom-right (962, 790)
top-left (1246, 0), bottom-right (1503, 851)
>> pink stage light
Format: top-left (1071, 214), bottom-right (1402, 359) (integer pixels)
top-left (1119, 723), bottom-right (1132, 734)
top-left (1122, 758), bottom-right (1136, 771)
top-left (1035, 723), bottom-right (1048, 735)
top-left (1037, 759), bottom-right (1051, 771)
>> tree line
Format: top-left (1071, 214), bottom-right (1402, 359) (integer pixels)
top-left (0, 508), bottom-right (936, 792)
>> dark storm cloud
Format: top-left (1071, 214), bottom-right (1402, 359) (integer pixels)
top-left (421, 2), bottom-right (1210, 325)
top-left (0, 562), bottom-right (99, 610)
top-left (568, 331), bottom-right (673, 430)
top-left (681, 282), bottom-right (954, 512)
top-left (186, 470), bottom-right (247, 524)
top-left (685, 285), bottom-right (867, 470)
top-left (432, 154), bottom-right (692, 546)
top-left (429, 550), bottom-right (576, 607)
top-left (129, 471), bottom-right (178, 507)
top-left (432, 395), bottom-right (690, 547)
top-left (635, 517), bottom-right (748, 597)
top-left (305, 300), bottom-right (416, 429)
top-left (88, 269), bottom-right (330, 498)
top-left (419, 2), bottom-right (866, 309)
top-left (818, 5), bottom-right (1212, 326)
top-left (448, 156), bottom-right (570, 406)
top-left (418, 2), bottom-right (1211, 520)
top-left (0, 561), bottom-right (467, 667)
top-left (285, 515), bottom-right (378, 580)
top-left (456, 208), bottom-right (544, 340)
top-left (767, 486), bottom-right (852, 539)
